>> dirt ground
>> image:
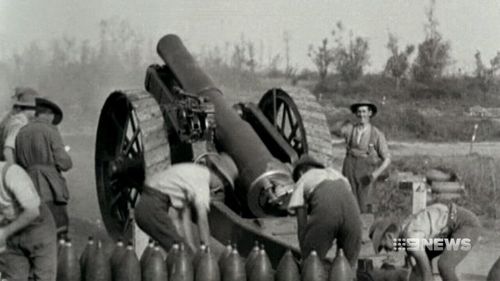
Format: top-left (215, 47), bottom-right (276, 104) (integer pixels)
top-left (64, 133), bottom-right (500, 280)
top-left (331, 139), bottom-right (500, 160)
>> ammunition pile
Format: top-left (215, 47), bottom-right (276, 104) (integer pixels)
top-left (487, 255), bottom-right (500, 281)
top-left (56, 236), bottom-right (359, 281)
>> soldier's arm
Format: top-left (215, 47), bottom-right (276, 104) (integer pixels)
top-left (0, 166), bottom-right (41, 244)
top-left (194, 200), bottom-right (210, 247)
top-left (407, 249), bottom-right (433, 281)
top-left (3, 121), bottom-right (24, 164)
top-left (405, 230), bottom-right (433, 281)
top-left (371, 131), bottom-right (391, 181)
top-left (181, 206), bottom-right (197, 254)
top-left (50, 128), bottom-right (73, 171)
top-left (3, 148), bottom-right (15, 164)
top-left (0, 204), bottom-right (40, 241)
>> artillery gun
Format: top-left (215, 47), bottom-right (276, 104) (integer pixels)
top-left (95, 34), bottom-right (340, 266)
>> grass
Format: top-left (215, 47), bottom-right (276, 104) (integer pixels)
top-left (304, 74), bottom-right (500, 142)
top-left (374, 154), bottom-right (499, 223)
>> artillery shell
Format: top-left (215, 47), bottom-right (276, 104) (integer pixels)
top-left (114, 242), bottom-right (141, 281)
top-left (276, 250), bottom-right (299, 281)
top-left (218, 241), bottom-right (233, 268)
top-left (140, 239), bottom-right (155, 269)
top-left (302, 251), bottom-right (326, 281)
top-left (110, 240), bottom-right (126, 281)
top-left (58, 238), bottom-right (66, 257)
top-left (170, 243), bottom-right (194, 281)
top-left (248, 248), bottom-right (273, 281)
top-left (142, 245), bottom-right (168, 281)
top-left (487, 255), bottom-right (500, 281)
top-left (193, 243), bottom-right (207, 269)
top-left (244, 241), bottom-right (259, 275)
top-left (328, 248), bottom-right (354, 281)
top-left (195, 247), bottom-right (220, 281)
top-left (84, 241), bottom-right (111, 281)
top-left (166, 243), bottom-right (180, 278)
top-left (79, 236), bottom-right (96, 281)
top-left (57, 239), bottom-right (80, 281)
top-left (221, 248), bottom-right (246, 281)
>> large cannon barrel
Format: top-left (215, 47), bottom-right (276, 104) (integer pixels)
top-left (157, 34), bottom-right (291, 216)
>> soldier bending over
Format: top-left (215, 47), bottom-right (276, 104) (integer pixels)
top-left (135, 153), bottom-right (238, 254)
top-left (370, 203), bottom-right (481, 281)
top-left (283, 154), bottom-right (362, 270)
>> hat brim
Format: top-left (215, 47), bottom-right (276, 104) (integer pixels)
top-left (13, 101), bottom-right (36, 108)
top-left (292, 155), bottom-right (325, 181)
top-left (350, 103), bottom-right (377, 116)
top-left (207, 154), bottom-right (238, 188)
top-left (36, 98), bottom-right (63, 125)
top-left (212, 164), bottom-right (234, 187)
top-left (369, 218), bottom-right (398, 254)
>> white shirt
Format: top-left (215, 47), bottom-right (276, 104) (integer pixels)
top-left (0, 162), bottom-right (40, 224)
top-left (401, 203), bottom-right (450, 239)
top-left (1, 113), bottom-right (28, 150)
top-left (353, 124), bottom-right (370, 145)
top-left (288, 167), bottom-right (351, 210)
top-left (145, 163), bottom-right (211, 210)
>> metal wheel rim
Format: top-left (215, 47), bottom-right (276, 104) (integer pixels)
top-left (258, 88), bottom-right (308, 157)
top-left (95, 91), bottom-right (146, 240)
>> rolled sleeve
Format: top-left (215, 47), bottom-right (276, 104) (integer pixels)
top-left (194, 181), bottom-right (211, 211)
top-left (5, 165), bottom-right (40, 210)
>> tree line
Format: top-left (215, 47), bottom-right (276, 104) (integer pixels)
top-left (307, 0), bottom-right (500, 96)
top-left (2, 0), bottom-right (499, 134)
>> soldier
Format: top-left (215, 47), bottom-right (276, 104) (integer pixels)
top-left (0, 161), bottom-right (57, 281)
top-left (15, 97), bottom-right (73, 240)
top-left (135, 153), bottom-right (238, 254)
top-left (341, 100), bottom-right (391, 213)
top-left (283, 154), bottom-right (362, 269)
top-left (0, 87), bottom-right (38, 163)
top-left (370, 203), bottom-right (481, 281)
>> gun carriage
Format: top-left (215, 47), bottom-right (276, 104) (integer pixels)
top-left (94, 35), bottom-right (378, 275)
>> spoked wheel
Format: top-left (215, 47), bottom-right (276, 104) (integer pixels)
top-left (95, 90), bottom-right (171, 242)
top-left (258, 87), bottom-right (334, 166)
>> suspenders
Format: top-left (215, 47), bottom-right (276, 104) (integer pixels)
top-left (347, 125), bottom-right (378, 155)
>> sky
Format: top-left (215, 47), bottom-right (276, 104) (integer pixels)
top-left (1, 0), bottom-right (500, 73)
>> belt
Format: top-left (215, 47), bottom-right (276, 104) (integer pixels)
top-left (142, 185), bottom-right (172, 203)
top-left (346, 148), bottom-right (369, 158)
top-left (27, 164), bottom-right (58, 173)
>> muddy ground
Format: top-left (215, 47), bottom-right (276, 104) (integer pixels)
top-left (64, 133), bottom-right (499, 280)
